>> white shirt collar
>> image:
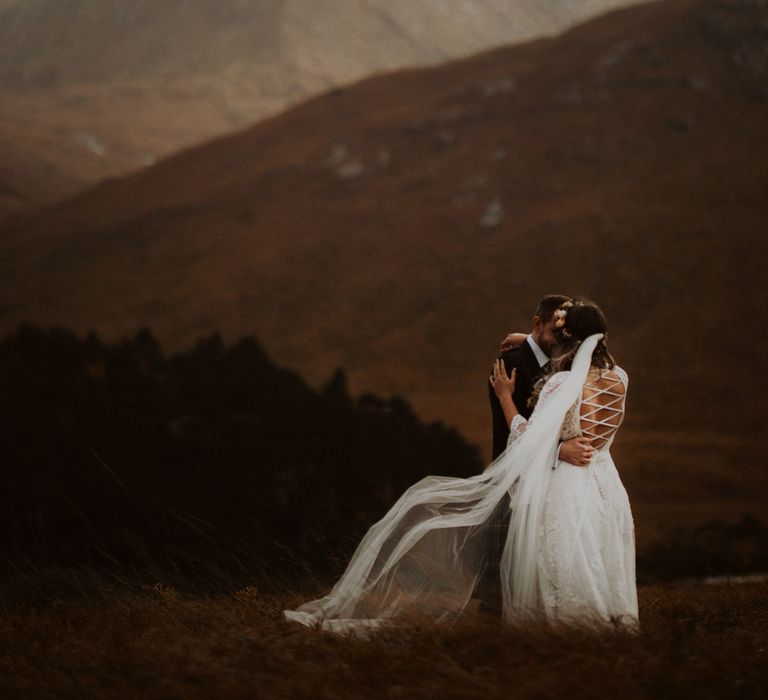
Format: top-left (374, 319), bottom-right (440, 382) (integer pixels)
top-left (526, 334), bottom-right (550, 367)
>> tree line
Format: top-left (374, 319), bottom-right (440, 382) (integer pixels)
top-left (0, 323), bottom-right (481, 592)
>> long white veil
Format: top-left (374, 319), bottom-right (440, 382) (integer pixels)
top-left (284, 334), bottom-right (604, 633)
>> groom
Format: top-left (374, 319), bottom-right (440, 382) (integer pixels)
top-left (489, 294), bottom-right (595, 463)
top-left (476, 294), bottom-right (594, 617)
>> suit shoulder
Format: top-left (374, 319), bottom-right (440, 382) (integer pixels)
top-left (498, 346), bottom-right (527, 367)
top-left (499, 345), bottom-right (525, 363)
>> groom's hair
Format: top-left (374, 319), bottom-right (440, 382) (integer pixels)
top-left (534, 294), bottom-right (571, 322)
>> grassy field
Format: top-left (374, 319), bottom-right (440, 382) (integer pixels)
top-left (1, 576), bottom-right (765, 699)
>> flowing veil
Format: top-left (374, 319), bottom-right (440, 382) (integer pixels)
top-left (284, 334), bottom-right (605, 633)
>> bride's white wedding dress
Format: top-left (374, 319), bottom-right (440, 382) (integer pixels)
top-left (515, 365), bottom-right (637, 626)
top-left (283, 334), bottom-right (639, 634)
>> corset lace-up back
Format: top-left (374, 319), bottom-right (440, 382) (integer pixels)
top-left (557, 366), bottom-right (628, 449)
top-left (580, 367), bottom-right (627, 451)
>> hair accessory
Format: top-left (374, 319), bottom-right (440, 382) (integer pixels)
top-left (553, 300), bottom-right (574, 338)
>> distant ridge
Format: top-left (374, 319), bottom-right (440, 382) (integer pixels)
top-left (0, 0), bottom-right (648, 213)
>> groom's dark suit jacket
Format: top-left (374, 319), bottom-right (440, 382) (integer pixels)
top-left (477, 338), bottom-right (550, 616)
top-left (488, 339), bottom-right (548, 460)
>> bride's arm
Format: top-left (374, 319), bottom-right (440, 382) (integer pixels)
top-left (500, 332), bottom-right (527, 353)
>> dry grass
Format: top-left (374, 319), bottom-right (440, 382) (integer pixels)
top-left (0, 579), bottom-right (765, 699)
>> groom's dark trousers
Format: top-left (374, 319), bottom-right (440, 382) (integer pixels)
top-left (476, 340), bottom-right (548, 616)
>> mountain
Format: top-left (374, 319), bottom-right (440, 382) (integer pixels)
top-left (0, 0), bottom-right (646, 215)
top-left (2, 0), bottom-right (767, 545)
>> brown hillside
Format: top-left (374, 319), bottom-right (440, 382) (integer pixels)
top-left (0, 0), bottom-right (645, 215)
top-left (2, 0), bottom-right (767, 545)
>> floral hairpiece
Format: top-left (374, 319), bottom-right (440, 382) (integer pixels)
top-left (553, 300), bottom-right (581, 339)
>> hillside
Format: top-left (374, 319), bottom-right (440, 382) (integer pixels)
top-left (2, 0), bottom-right (767, 540)
top-left (0, 0), bottom-right (645, 213)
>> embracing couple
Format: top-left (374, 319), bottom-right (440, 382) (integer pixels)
top-left (284, 295), bottom-right (638, 634)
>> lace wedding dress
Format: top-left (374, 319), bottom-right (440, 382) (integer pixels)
top-left (283, 334), bottom-right (639, 634)
top-left (509, 366), bottom-right (638, 627)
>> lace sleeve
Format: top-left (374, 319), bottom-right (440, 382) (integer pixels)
top-left (505, 372), bottom-right (568, 449)
top-left (506, 413), bottom-right (529, 449)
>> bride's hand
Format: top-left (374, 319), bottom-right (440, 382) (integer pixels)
top-left (500, 332), bottom-right (527, 353)
top-left (489, 359), bottom-right (516, 399)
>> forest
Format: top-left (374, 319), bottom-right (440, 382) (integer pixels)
top-left (1, 323), bottom-right (765, 605)
top-left (0, 323), bottom-right (483, 598)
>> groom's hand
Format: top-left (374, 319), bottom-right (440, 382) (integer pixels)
top-left (558, 437), bottom-right (595, 467)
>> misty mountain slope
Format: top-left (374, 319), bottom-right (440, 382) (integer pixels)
top-left (0, 0), bottom-right (648, 214)
top-left (0, 0), bottom-right (647, 87)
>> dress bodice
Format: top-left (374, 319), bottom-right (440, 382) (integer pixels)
top-left (507, 365), bottom-right (629, 453)
top-left (559, 366), bottom-right (628, 451)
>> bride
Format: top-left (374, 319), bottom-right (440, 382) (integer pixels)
top-left (283, 298), bottom-right (639, 634)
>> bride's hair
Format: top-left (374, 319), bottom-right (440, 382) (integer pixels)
top-left (527, 298), bottom-right (615, 410)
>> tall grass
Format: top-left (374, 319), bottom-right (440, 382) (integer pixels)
top-left (0, 563), bottom-right (765, 699)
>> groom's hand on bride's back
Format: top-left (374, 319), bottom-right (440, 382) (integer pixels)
top-left (559, 437), bottom-right (595, 467)
top-left (500, 332), bottom-right (527, 353)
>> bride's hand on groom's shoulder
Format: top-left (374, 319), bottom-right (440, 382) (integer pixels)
top-left (489, 359), bottom-right (516, 399)
top-left (500, 332), bottom-right (527, 352)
